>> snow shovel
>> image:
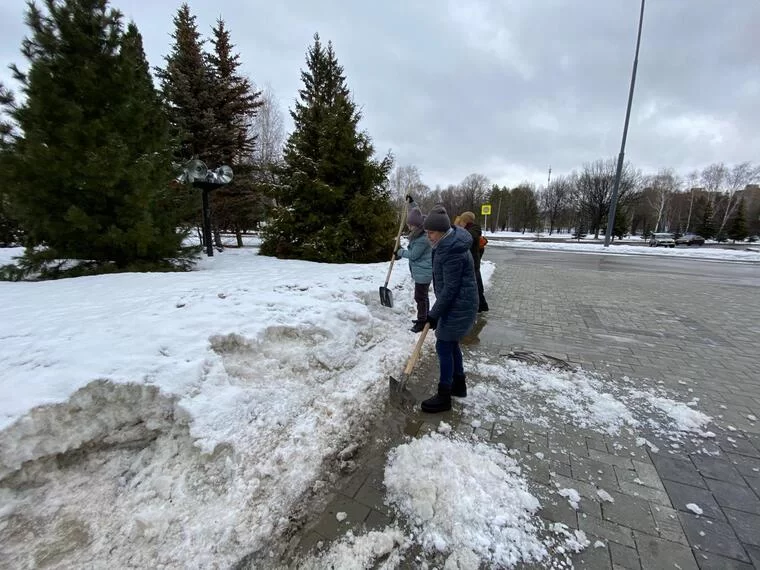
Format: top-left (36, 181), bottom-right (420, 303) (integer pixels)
top-left (389, 323), bottom-right (430, 407)
top-left (379, 202), bottom-right (408, 308)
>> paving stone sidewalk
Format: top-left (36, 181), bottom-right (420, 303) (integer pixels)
top-left (286, 249), bottom-right (760, 569)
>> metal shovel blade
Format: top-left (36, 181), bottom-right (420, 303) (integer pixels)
top-left (389, 374), bottom-right (416, 409)
top-left (379, 286), bottom-right (393, 308)
top-left (388, 323), bottom-right (429, 410)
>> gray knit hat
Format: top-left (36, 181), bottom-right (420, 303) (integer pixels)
top-left (423, 205), bottom-right (451, 232)
top-left (407, 206), bottom-right (424, 228)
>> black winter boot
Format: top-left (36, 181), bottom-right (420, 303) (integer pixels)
top-left (452, 373), bottom-right (467, 398)
top-left (410, 320), bottom-right (425, 333)
top-left (421, 384), bottom-right (452, 413)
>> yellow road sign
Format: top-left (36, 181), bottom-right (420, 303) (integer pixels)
top-left (481, 204), bottom-right (492, 215)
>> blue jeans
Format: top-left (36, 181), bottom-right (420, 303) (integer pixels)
top-left (436, 339), bottom-right (464, 387)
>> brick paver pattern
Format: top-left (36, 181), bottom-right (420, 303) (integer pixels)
top-left (288, 248), bottom-right (760, 569)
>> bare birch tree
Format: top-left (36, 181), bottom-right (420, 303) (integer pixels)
top-left (250, 83), bottom-right (285, 177)
top-left (718, 162), bottom-right (759, 235)
top-left (684, 170), bottom-right (699, 232)
top-left (700, 162), bottom-right (727, 204)
top-left (389, 164), bottom-right (426, 211)
top-left (647, 169), bottom-right (680, 232)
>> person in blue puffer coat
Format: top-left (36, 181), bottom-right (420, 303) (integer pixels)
top-left (395, 195), bottom-right (432, 333)
top-left (421, 204), bottom-right (478, 413)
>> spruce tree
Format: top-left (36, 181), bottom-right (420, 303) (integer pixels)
top-left (261, 34), bottom-right (395, 263)
top-left (0, 91), bottom-right (20, 245)
top-left (612, 205), bottom-right (628, 241)
top-left (728, 198), bottom-right (748, 243)
top-left (0, 82), bottom-right (12, 142)
top-left (207, 19), bottom-right (261, 165)
top-left (206, 18), bottom-right (263, 244)
top-left (156, 3), bottom-right (215, 163)
top-left (1, 0), bottom-right (195, 278)
top-left (0, 189), bottom-right (20, 246)
top-left (697, 200), bottom-right (715, 239)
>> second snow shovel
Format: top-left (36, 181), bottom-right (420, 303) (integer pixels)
top-left (389, 323), bottom-right (430, 407)
top-left (379, 202), bottom-right (408, 307)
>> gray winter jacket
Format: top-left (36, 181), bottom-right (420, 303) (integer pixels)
top-left (399, 228), bottom-right (432, 284)
top-left (428, 227), bottom-right (478, 341)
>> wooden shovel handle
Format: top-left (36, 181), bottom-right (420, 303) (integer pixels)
top-left (393, 202), bottom-right (408, 251)
top-left (383, 256), bottom-right (397, 286)
top-left (383, 202), bottom-right (408, 287)
top-left (404, 323), bottom-right (430, 375)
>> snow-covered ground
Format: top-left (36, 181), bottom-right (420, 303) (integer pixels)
top-left (465, 356), bottom-right (713, 443)
top-left (487, 239), bottom-right (760, 262)
top-left (0, 247), bottom-right (23, 267)
top-left (484, 230), bottom-right (758, 246)
top-left (0, 245), bottom-right (500, 567)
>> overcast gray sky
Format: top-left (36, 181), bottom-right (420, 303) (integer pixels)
top-left (1, 0), bottom-right (758, 188)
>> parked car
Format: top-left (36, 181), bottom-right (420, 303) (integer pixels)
top-left (675, 233), bottom-right (705, 246)
top-left (649, 232), bottom-right (675, 247)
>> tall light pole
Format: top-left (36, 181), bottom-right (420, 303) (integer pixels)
top-left (604, 0), bottom-right (645, 247)
top-left (546, 166), bottom-right (552, 234)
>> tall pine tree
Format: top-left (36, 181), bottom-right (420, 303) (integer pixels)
top-left (0, 84), bottom-right (20, 245)
top-left (261, 34), bottom-right (395, 263)
top-left (728, 198), bottom-right (748, 243)
top-left (612, 205), bottom-right (629, 241)
top-left (207, 18), bottom-right (261, 166)
top-left (206, 18), bottom-right (263, 245)
top-left (156, 3), bottom-right (215, 163)
top-left (0, 82), bottom-right (12, 142)
top-left (1, 0), bottom-right (195, 277)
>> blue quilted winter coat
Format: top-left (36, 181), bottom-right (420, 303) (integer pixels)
top-left (400, 229), bottom-right (432, 284)
top-left (428, 227), bottom-right (478, 341)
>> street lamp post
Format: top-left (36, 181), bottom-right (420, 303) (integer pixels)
top-left (547, 165), bottom-right (552, 234)
top-left (604, 0), bottom-right (645, 247)
top-left (178, 160), bottom-right (233, 257)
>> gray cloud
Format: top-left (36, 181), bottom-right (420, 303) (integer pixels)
top-left (2, 0), bottom-right (758, 188)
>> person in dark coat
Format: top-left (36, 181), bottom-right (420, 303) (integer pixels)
top-left (457, 211), bottom-right (489, 312)
top-left (421, 204), bottom-right (479, 413)
top-left (395, 195), bottom-right (432, 333)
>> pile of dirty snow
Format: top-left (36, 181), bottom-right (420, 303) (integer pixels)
top-left (0, 246), bottom-right (446, 567)
top-left (299, 430), bottom-right (589, 570)
top-left (296, 432), bottom-right (588, 569)
top-left (296, 527), bottom-right (410, 570)
top-left (384, 433), bottom-right (550, 567)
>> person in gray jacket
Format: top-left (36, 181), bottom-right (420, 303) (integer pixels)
top-left (395, 195), bottom-right (432, 332)
top-left (421, 204), bottom-right (479, 413)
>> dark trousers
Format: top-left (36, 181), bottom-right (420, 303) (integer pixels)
top-left (436, 339), bottom-right (464, 387)
top-left (474, 266), bottom-right (487, 307)
top-left (414, 282), bottom-right (430, 321)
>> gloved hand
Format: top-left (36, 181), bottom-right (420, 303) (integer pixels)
top-left (394, 248), bottom-right (403, 260)
top-left (426, 315), bottom-right (438, 330)
top-left (405, 194), bottom-right (414, 203)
